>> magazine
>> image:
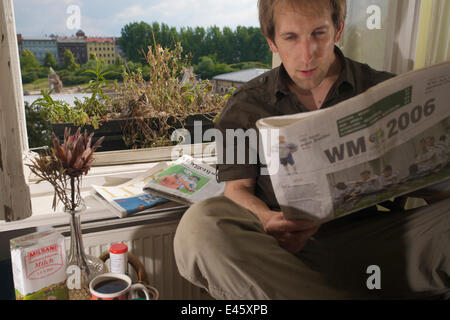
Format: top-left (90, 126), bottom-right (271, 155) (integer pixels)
top-left (256, 61), bottom-right (450, 222)
top-left (92, 162), bottom-right (171, 218)
top-left (143, 155), bottom-right (225, 205)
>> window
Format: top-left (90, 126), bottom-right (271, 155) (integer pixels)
top-left (2, 0), bottom-right (449, 225)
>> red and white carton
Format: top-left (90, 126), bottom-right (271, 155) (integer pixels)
top-left (109, 243), bottom-right (128, 274)
top-left (10, 228), bottom-right (68, 300)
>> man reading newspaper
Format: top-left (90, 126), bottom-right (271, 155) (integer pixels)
top-left (174, 0), bottom-right (449, 299)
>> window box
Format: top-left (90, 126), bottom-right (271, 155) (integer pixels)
top-left (50, 112), bottom-right (217, 152)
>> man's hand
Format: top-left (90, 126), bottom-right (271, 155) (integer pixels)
top-left (263, 211), bottom-right (320, 254)
top-left (224, 178), bottom-right (320, 254)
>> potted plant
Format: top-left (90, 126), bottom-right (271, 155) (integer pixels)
top-left (32, 43), bottom-right (232, 152)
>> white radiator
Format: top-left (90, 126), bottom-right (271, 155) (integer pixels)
top-left (64, 219), bottom-right (207, 300)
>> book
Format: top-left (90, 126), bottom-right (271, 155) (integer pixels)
top-left (91, 162), bottom-right (171, 218)
top-left (143, 155), bottom-right (225, 205)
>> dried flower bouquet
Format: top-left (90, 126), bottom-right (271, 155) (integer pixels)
top-left (27, 127), bottom-right (104, 212)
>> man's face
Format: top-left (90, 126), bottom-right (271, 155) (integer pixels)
top-left (267, 1), bottom-right (343, 91)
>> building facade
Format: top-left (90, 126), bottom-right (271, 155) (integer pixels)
top-left (57, 38), bottom-right (88, 66)
top-left (16, 34), bottom-right (22, 54)
top-left (20, 36), bottom-right (58, 65)
top-left (86, 37), bottom-right (116, 64)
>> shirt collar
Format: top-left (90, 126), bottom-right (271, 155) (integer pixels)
top-left (273, 46), bottom-right (356, 103)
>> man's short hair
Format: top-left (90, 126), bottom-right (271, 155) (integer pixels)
top-left (258, 0), bottom-right (347, 42)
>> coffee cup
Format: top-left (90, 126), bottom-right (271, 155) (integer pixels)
top-left (89, 273), bottom-right (151, 300)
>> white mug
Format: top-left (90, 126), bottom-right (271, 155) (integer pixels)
top-left (89, 273), bottom-right (151, 300)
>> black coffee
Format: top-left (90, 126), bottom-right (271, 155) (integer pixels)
top-left (94, 279), bottom-right (128, 294)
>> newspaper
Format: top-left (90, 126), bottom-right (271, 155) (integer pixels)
top-left (144, 155), bottom-right (225, 205)
top-left (256, 61), bottom-right (450, 223)
top-left (92, 162), bottom-right (170, 218)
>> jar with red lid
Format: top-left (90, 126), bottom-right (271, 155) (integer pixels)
top-left (109, 243), bottom-right (128, 274)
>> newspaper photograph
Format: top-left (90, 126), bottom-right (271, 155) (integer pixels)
top-left (257, 61), bottom-right (450, 222)
top-left (92, 162), bottom-right (169, 218)
top-left (143, 155), bottom-right (225, 205)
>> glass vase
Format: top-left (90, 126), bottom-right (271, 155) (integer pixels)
top-left (65, 206), bottom-right (107, 300)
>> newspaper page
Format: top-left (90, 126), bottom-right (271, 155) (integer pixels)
top-left (256, 61), bottom-right (450, 223)
top-left (143, 155), bottom-right (225, 204)
top-left (92, 162), bottom-right (169, 218)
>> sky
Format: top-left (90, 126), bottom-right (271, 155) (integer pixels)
top-left (13, 0), bottom-right (261, 37)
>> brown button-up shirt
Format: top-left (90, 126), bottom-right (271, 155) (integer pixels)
top-left (215, 46), bottom-right (395, 210)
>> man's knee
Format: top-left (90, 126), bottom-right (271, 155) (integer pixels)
top-left (175, 196), bottom-right (231, 248)
top-left (173, 196), bottom-right (247, 290)
top-left (174, 197), bottom-right (235, 266)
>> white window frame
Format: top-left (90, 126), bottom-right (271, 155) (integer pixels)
top-left (0, 0), bottom-right (32, 223)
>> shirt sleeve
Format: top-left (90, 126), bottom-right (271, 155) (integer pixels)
top-left (214, 90), bottom-right (262, 182)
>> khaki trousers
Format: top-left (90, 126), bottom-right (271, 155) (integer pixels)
top-left (173, 196), bottom-right (449, 300)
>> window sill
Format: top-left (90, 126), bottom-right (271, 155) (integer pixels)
top-left (1, 147), bottom-right (216, 232)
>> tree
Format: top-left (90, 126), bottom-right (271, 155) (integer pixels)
top-left (195, 56), bottom-right (215, 79)
top-left (63, 49), bottom-right (80, 72)
top-left (119, 22), bottom-right (272, 67)
top-left (194, 56), bottom-right (235, 79)
top-left (119, 22), bottom-right (154, 63)
top-left (114, 54), bottom-right (124, 66)
top-left (222, 27), bottom-right (237, 63)
top-left (43, 51), bottom-right (57, 69)
top-left (20, 49), bottom-right (40, 71)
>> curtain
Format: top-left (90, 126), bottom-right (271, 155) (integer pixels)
top-left (422, 0), bottom-right (450, 66)
top-left (339, 0), bottom-right (397, 72)
top-left (339, 0), bottom-right (422, 74)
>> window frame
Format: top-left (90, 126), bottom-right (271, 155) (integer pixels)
top-left (0, 0), bottom-right (32, 223)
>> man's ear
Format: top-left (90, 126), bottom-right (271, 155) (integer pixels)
top-left (266, 37), bottom-right (279, 53)
top-left (334, 22), bottom-right (345, 43)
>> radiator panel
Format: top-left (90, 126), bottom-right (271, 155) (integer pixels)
top-left (65, 220), bottom-right (207, 300)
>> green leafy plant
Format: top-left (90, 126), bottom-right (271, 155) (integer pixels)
top-left (31, 59), bottom-right (115, 129)
top-left (25, 101), bottom-right (52, 149)
top-left (30, 43), bottom-right (231, 149)
top-left (107, 42), bottom-right (231, 148)
top-left (72, 59), bottom-right (116, 128)
top-left (31, 89), bottom-right (89, 126)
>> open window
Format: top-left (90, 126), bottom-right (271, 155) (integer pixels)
top-left (1, 0), bottom-right (267, 226)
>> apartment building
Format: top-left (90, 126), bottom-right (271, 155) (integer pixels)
top-left (86, 37), bottom-right (116, 64)
top-left (20, 36), bottom-right (58, 65)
